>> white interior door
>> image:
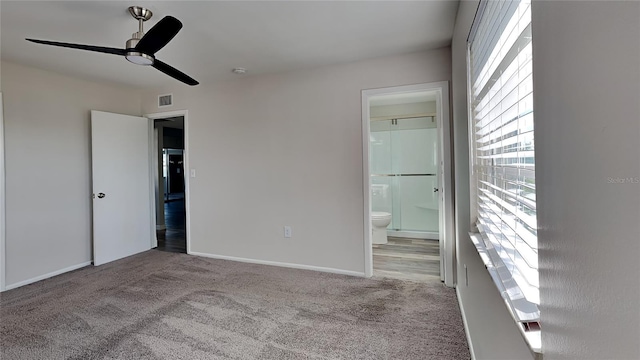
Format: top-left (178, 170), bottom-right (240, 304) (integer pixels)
top-left (0, 93), bottom-right (5, 291)
top-left (91, 110), bottom-right (152, 266)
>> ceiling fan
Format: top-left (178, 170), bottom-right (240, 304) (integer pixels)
top-left (26, 6), bottom-right (199, 86)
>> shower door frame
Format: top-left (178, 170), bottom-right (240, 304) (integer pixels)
top-left (380, 116), bottom-right (440, 240)
top-left (362, 82), bottom-right (455, 287)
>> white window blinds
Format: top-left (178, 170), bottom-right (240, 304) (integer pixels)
top-left (468, 0), bottom-right (539, 324)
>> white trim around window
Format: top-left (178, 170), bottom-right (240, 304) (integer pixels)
top-left (467, 0), bottom-right (541, 354)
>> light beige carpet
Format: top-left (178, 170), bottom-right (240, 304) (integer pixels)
top-left (0, 250), bottom-right (469, 359)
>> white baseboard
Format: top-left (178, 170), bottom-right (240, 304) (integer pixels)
top-left (4, 261), bottom-right (92, 291)
top-left (387, 230), bottom-right (439, 240)
top-left (189, 251), bottom-right (366, 278)
top-left (457, 287), bottom-right (477, 360)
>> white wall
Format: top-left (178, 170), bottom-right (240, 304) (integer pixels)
top-left (0, 61), bottom-right (141, 287)
top-left (141, 49), bottom-right (451, 274)
top-left (532, 2), bottom-right (640, 359)
top-left (451, 1), bottom-right (534, 359)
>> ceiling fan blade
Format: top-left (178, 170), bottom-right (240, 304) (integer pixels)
top-left (26, 39), bottom-right (126, 56)
top-left (135, 16), bottom-right (182, 55)
top-left (153, 59), bottom-right (199, 86)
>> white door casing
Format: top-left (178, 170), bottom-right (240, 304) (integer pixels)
top-left (145, 110), bottom-right (191, 255)
top-left (91, 110), bottom-right (153, 266)
top-left (435, 86), bottom-right (455, 286)
top-left (432, 87), bottom-right (446, 282)
top-left (362, 82), bottom-right (455, 287)
top-left (0, 93), bottom-right (5, 291)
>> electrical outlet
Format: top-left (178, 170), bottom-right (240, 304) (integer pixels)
top-left (284, 226), bottom-right (292, 238)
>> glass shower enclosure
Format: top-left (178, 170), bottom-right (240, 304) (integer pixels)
top-left (370, 116), bottom-right (439, 238)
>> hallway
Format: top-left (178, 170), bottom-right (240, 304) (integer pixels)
top-left (157, 193), bottom-right (186, 253)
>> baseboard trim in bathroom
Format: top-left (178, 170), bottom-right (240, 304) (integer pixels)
top-left (188, 251), bottom-right (367, 278)
top-left (387, 230), bottom-right (439, 240)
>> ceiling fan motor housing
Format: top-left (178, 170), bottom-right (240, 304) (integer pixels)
top-left (125, 6), bottom-right (154, 65)
top-left (126, 36), bottom-right (142, 50)
top-left (126, 33), bottom-right (154, 65)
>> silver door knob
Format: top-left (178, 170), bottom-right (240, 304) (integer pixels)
top-left (98, 193), bottom-right (106, 198)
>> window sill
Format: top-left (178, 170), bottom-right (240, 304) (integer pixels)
top-left (469, 232), bottom-right (542, 359)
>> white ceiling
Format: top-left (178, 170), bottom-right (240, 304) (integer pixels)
top-left (1, 1), bottom-right (460, 89)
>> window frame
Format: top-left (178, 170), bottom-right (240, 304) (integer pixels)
top-left (466, 0), bottom-right (541, 355)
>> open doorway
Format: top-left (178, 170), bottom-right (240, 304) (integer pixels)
top-left (362, 82), bottom-right (455, 286)
top-left (154, 116), bottom-right (186, 253)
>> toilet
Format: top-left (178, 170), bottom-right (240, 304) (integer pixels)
top-left (371, 211), bottom-right (392, 245)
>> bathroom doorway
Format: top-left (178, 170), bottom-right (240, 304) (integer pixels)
top-left (152, 114), bottom-right (188, 254)
top-left (362, 82), bottom-right (454, 286)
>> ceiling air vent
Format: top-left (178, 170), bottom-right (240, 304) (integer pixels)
top-left (158, 94), bottom-right (173, 108)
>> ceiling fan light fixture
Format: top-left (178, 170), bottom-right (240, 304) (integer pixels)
top-left (125, 51), bottom-right (154, 66)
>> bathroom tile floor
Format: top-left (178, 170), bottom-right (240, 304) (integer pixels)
top-left (373, 237), bottom-right (441, 282)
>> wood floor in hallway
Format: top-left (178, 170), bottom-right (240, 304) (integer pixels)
top-left (156, 193), bottom-right (187, 254)
top-left (373, 237), bottom-right (441, 282)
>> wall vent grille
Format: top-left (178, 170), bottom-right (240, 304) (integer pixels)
top-left (158, 94), bottom-right (173, 107)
